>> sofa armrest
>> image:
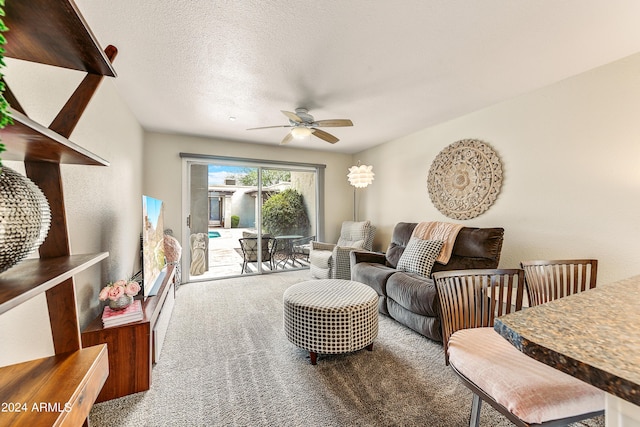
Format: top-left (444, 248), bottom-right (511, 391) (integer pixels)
top-left (350, 250), bottom-right (386, 266)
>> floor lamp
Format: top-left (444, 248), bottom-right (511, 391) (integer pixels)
top-left (347, 163), bottom-right (375, 221)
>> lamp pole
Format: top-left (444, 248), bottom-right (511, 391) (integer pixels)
top-left (353, 186), bottom-right (357, 222)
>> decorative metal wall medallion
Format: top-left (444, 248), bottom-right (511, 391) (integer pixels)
top-left (427, 139), bottom-right (503, 220)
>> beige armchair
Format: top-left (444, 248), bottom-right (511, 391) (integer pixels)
top-left (309, 220), bottom-right (376, 280)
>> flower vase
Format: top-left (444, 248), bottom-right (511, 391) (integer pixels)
top-left (109, 295), bottom-right (133, 311)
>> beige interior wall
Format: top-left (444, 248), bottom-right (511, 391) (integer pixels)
top-left (0, 59), bottom-right (144, 366)
top-left (355, 52), bottom-right (640, 286)
top-left (142, 131), bottom-right (354, 257)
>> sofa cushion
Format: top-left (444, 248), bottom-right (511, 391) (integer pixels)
top-left (386, 272), bottom-right (439, 317)
top-left (387, 298), bottom-right (442, 341)
top-left (449, 227), bottom-right (504, 259)
top-left (449, 328), bottom-right (604, 424)
top-left (384, 223), bottom-right (504, 272)
top-left (351, 262), bottom-right (396, 297)
top-left (396, 238), bottom-right (443, 277)
top-left (431, 227), bottom-right (505, 274)
top-left (385, 222), bottom-right (418, 268)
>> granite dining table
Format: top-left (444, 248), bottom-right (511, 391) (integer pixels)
top-left (494, 274), bottom-right (640, 427)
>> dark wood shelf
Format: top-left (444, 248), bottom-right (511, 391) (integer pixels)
top-left (0, 108), bottom-right (110, 165)
top-left (4, 0), bottom-right (116, 77)
top-left (0, 345), bottom-right (109, 427)
top-left (0, 253), bottom-right (109, 316)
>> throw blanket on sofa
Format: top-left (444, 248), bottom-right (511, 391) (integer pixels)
top-left (411, 221), bottom-right (463, 264)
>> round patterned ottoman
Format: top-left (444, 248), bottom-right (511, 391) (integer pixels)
top-left (283, 279), bottom-right (379, 365)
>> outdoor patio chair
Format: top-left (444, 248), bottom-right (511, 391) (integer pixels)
top-left (291, 235), bottom-right (315, 263)
top-left (238, 237), bottom-right (275, 273)
top-left (434, 269), bottom-right (604, 427)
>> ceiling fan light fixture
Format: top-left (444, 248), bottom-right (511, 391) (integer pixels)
top-left (248, 109), bottom-right (350, 144)
top-left (291, 126), bottom-right (312, 139)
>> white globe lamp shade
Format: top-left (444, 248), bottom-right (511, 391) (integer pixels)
top-left (347, 164), bottom-right (375, 188)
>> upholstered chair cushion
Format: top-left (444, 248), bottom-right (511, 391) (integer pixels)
top-left (396, 239), bottom-right (443, 277)
top-left (336, 221), bottom-right (376, 251)
top-left (310, 221), bottom-right (376, 280)
top-left (448, 328), bottom-right (604, 425)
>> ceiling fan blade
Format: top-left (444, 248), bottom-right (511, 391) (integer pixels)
top-left (311, 128), bottom-right (339, 144)
top-left (313, 119), bottom-right (353, 127)
top-left (247, 125), bottom-right (293, 130)
top-left (280, 132), bottom-right (294, 145)
top-left (281, 110), bottom-right (303, 123)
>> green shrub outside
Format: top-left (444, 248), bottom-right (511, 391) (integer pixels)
top-left (230, 215), bottom-right (240, 228)
top-left (262, 189), bottom-right (309, 236)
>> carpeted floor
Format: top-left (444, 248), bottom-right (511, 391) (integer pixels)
top-left (89, 270), bottom-right (604, 427)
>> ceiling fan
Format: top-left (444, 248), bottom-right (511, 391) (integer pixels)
top-left (247, 108), bottom-right (353, 145)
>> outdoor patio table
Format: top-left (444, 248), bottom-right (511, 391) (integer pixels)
top-left (274, 235), bottom-right (303, 268)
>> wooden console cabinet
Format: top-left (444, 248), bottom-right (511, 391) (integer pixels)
top-left (81, 265), bottom-right (176, 402)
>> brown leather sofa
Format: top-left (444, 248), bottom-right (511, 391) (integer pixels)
top-left (350, 222), bottom-right (504, 342)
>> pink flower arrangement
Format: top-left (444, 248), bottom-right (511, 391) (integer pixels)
top-left (99, 279), bottom-right (141, 302)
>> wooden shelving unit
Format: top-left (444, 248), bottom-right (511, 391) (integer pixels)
top-left (0, 108), bottom-right (110, 165)
top-left (3, 0), bottom-right (116, 76)
top-left (0, 1), bottom-right (117, 425)
top-left (0, 254), bottom-right (108, 315)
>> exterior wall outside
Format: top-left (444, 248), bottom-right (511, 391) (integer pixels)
top-left (354, 52), bottom-right (640, 286)
top-left (230, 188), bottom-right (257, 228)
top-left (0, 59), bottom-right (144, 366)
top-left (291, 171), bottom-right (317, 238)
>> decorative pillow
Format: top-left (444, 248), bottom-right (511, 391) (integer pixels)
top-left (397, 238), bottom-right (444, 277)
top-left (337, 239), bottom-right (365, 248)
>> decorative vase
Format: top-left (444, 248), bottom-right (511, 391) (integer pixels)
top-left (108, 295), bottom-right (133, 311)
top-left (0, 166), bottom-right (52, 274)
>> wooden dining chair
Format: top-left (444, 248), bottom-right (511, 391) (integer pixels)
top-left (520, 259), bottom-right (597, 306)
top-left (436, 269), bottom-right (524, 365)
top-left (434, 269), bottom-right (604, 427)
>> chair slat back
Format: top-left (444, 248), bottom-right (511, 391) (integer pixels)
top-left (434, 269), bottom-right (525, 365)
top-left (520, 259), bottom-right (597, 307)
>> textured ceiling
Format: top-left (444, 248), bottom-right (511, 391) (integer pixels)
top-left (75, 0), bottom-right (640, 154)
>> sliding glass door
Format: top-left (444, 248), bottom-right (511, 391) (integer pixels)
top-left (182, 155), bottom-right (323, 282)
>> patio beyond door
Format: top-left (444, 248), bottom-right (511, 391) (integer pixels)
top-left (184, 159), bottom-right (319, 281)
